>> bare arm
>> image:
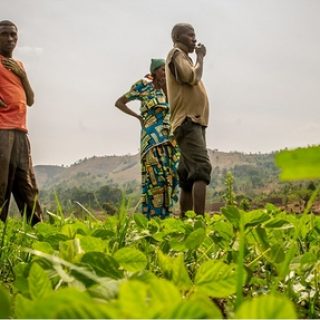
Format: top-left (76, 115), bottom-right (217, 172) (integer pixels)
top-left (115, 95), bottom-right (143, 126)
top-left (193, 43), bottom-right (206, 84)
top-left (2, 58), bottom-right (35, 106)
top-left (172, 44), bottom-right (206, 85)
top-left (20, 73), bottom-right (35, 106)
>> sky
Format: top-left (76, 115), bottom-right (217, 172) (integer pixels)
top-left (2, 0), bottom-right (320, 165)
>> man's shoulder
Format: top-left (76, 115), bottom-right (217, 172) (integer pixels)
top-left (166, 47), bottom-right (186, 64)
top-left (167, 47), bottom-right (184, 56)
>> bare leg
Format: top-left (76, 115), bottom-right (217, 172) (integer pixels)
top-left (180, 188), bottom-right (193, 218)
top-left (193, 180), bottom-right (207, 215)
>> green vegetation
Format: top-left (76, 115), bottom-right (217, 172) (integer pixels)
top-left (41, 184), bottom-right (124, 216)
top-left (33, 150), bottom-right (320, 215)
top-left (1, 203), bottom-right (319, 318)
top-left (0, 146), bottom-right (319, 318)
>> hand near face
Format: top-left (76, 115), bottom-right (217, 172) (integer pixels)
top-left (195, 43), bottom-right (206, 57)
top-left (2, 58), bottom-right (26, 79)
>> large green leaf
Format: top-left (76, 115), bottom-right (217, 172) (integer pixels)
top-left (168, 239), bottom-right (186, 251)
top-left (55, 301), bottom-right (116, 319)
top-left (113, 247), bottom-right (147, 272)
top-left (28, 263), bottom-right (52, 300)
top-left (172, 253), bottom-right (193, 290)
top-left (14, 294), bottom-right (33, 319)
top-left (236, 294), bottom-right (297, 319)
top-left (0, 285), bottom-right (11, 319)
top-left (161, 217), bottom-right (186, 235)
top-left (78, 235), bottom-right (108, 252)
top-left (184, 228), bottom-right (206, 250)
top-left (265, 243), bottom-right (285, 264)
top-left (243, 210), bottom-right (270, 228)
top-left (43, 233), bottom-right (69, 250)
top-left (60, 221), bottom-right (89, 237)
top-left (163, 295), bottom-right (222, 319)
top-left (87, 278), bottom-right (121, 300)
top-left (13, 262), bottom-right (30, 295)
top-left (117, 278), bottom-right (181, 318)
top-left (156, 249), bottom-right (174, 278)
top-left (253, 226), bottom-right (269, 250)
top-left (118, 280), bottom-right (149, 318)
top-left (34, 223), bottom-right (59, 237)
top-left (275, 146), bottom-right (320, 180)
top-left (133, 213), bottom-right (148, 228)
top-left (156, 250), bottom-right (192, 290)
top-left (212, 220), bottom-right (233, 242)
top-left (58, 238), bottom-right (83, 262)
top-left (91, 228), bottom-right (115, 240)
top-left (80, 251), bottom-right (123, 279)
top-left (195, 260), bottom-right (246, 298)
top-left (15, 288), bottom-right (114, 319)
top-left (148, 278), bottom-right (181, 310)
top-left (31, 241), bottom-right (54, 254)
top-left (222, 206), bottom-right (241, 229)
top-left (263, 217), bottom-right (293, 229)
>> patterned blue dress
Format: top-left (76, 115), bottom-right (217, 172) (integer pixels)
top-left (125, 76), bottom-right (179, 218)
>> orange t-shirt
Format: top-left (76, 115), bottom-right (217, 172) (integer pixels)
top-left (0, 55), bottom-right (28, 132)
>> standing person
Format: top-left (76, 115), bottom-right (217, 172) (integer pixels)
top-left (0, 20), bottom-right (42, 225)
top-left (115, 59), bottom-right (179, 218)
top-left (165, 23), bottom-right (212, 217)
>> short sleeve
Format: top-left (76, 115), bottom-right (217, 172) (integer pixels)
top-left (172, 51), bottom-right (196, 85)
top-left (124, 79), bottom-right (144, 101)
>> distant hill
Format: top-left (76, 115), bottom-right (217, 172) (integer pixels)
top-left (34, 150), bottom-right (280, 195)
top-left (33, 150), bottom-right (320, 215)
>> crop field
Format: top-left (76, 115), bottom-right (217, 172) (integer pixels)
top-left (0, 146), bottom-right (319, 319)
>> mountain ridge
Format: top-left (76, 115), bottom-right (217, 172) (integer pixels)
top-left (34, 149), bottom-right (278, 192)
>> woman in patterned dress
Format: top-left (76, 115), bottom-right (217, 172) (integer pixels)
top-left (115, 59), bottom-right (179, 218)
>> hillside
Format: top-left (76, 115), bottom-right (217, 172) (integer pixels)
top-left (34, 150), bottom-right (320, 214)
top-left (35, 154), bottom-right (140, 190)
top-left (34, 150), bottom-right (279, 194)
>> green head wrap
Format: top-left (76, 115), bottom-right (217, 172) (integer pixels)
top-left (150, 58), bottom-right (165, 74)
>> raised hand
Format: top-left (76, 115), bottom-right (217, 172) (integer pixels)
top-left (195, 43), bottom-right (206, 57)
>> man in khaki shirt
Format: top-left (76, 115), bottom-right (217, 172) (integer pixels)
top-left (166, 23), bottom-right (212, 217)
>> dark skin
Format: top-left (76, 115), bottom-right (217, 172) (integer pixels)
top-left (170, 25), bottom-right (208, 217)
top-left (169, 25), bottom-right (206, 85)
top-left (115, 65), bottom-right (166, 127)
top-left (0, 25), bottom-right (34, 107)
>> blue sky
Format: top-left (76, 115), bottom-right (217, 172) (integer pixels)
top-left (2, 0), bottom-right (320, 165)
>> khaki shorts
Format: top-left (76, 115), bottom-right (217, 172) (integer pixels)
top-left (174, 118), bottom-right (212, 191)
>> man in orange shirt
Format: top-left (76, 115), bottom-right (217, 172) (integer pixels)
top-left (0, 20), bottom-right (42, 225)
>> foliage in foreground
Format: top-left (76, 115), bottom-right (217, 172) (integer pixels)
top-left (0, 201), bottom-right (319, 319)
top-left (0, 145), bottom-right (319, 319)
